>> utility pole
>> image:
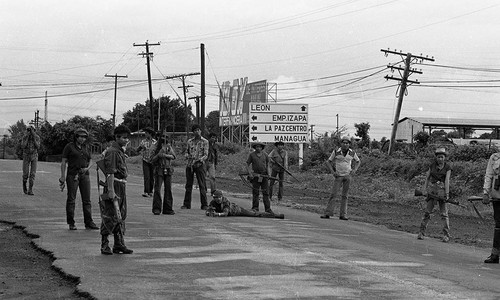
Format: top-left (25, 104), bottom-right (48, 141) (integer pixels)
top-left (381, 49), bottom-right (434, 155)
top-left (310, 124), bottom-right (315, 143)
top-left (189, 96), bottom-right (201, 125)
top-left (336, 114), bottom-right (339, 137)
top-left (200, 43), bottom-right (206, 134)
top-left (44, 91), bottom-right (48, 125)
top-left (134, 40), bottom-right (160, 130)
top-left (105, 73), bottom-right (128, 128)
top-left (165, 72), bottom-right (200, 139)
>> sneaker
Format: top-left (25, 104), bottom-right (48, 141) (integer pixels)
top-left (417, 232), bottom-right (424, 240)
top-left (442, 236), bottom-right (450, 243)
top-left (484, 254), bottom-right (500, 264)
top-left (69, 224), bottom-right (77, 231)
top-left (101, 246), bottom-right (113, 255)
top-left (320, 215), bottom-right (330, 219)
top-left (85, 222), bottom-right (99, 230)
top-left (339, 216), bottom-right (349, 221)
top-left (142, 193), bottom-right (149, 197)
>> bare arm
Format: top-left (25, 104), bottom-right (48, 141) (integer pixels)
top-left (444, 169), bottom-right (451, 200)
top-left (60, 158), bottom-right (67, 182)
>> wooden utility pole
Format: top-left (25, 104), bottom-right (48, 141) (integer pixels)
top-left (165, 72), bottom-right (200, 138)
top-left (134, 41), bottom-right (160, 130)
top-left (200, 43), bottom-right (206, 134)
top-left (381, 49), bottom-right (434, 155)
top-left (105, 73), bottom-right (128, 128)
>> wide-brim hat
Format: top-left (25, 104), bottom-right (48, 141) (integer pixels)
top-left (75, 128), bottom-right (89, 137)
top-left (435, 147), bottom-right (447, 156)
top-left (142, 127), bottom-right (154, 134)
top-left (251, 142), bottom-right (266, 149)
top-left (340, 136), bottom-right (351, 144)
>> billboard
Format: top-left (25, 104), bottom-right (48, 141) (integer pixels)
top-left (219, 79), bottom-right (267, 126)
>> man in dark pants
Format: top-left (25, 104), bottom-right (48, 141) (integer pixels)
top-left (246, 141), bottom-right (273, 213)
top-left (182, 124), bottom-right (209, 210)
top-left (483, 151), bottom-right (500, 263)
top-left (59, 128), bottom-right (98, 231)
top-left (269, 141), bottom-right (288, 202)
top-left (100, 125), bottom-right (133, 255)
top-left (136, 127), bottom-right (156, 197)
top-left (206, 190), bottom-right (284, 219)
top-left (21, 125), bottom-right (40, 195)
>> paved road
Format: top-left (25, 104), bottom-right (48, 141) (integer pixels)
top-left (0, 159), bottom-right (499, 299)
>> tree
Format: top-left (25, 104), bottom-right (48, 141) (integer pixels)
top-left (354, 122), bottom-right (370, 148)
top-left (122, 96), bottom-right (193, 133)
top-left (413, 131), bottom-right (430, 146)
top-left (205, 110), bottom-right (219, 136)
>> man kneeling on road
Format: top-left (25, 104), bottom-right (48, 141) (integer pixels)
top-left (206, 190), bottom-right (284, 219)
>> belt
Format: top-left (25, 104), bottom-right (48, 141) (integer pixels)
top-left (114, 178), bottom-right (127, 183)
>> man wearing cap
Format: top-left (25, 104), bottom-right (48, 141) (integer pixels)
top-left (60, 128), bottom-right (98, 230)
top-left (182, 124), bottom-right (209, 210)
top-left (417, 147), bottom-right (452, 242)
top-left (206, 132), bottom-right (219, 196)
top-left (136, 127), bottom-right (156, 197)
top-left (483, 150), bottom-right (500, 263)
top-left (21, 125), bottom-right (40, 195)
top-left (100, 125), bottom-right (133, 255)
top-left (206, 190), bottom-right (284, 219)
top-left (268, 141), bottom-right (288, 202)
top-left (321, 137), bottom-right (360, 220)
top-left (246, 141), bottom-right (273, 213)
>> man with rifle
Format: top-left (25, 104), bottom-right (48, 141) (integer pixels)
top-left (246, 141), bottom-right (273, 213)
top-left (268, 141), bottom-right (288, 202)
top-left (482, 151), bottom-right (500, 263)
top-left (99, 125), bottom-right (133, 255)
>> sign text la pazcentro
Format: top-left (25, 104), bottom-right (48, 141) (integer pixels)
top-left (249, 103), bottom-right (309, 143)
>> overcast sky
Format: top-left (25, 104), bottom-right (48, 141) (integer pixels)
top-left (1, 0), bottom-right (499, 139)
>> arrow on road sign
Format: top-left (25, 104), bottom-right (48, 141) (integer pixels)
top-left (301, 106), bottom-right (306, 111)
top-left (251, 115), bottom-right (257, 121)
top-left (251, 126), bottom-right (257, 131)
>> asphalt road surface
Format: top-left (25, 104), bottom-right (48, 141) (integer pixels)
top-left (0, 159), bottom-right (499, 299)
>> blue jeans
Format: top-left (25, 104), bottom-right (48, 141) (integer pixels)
top-left (142, 160), bottom-right (154, 194)
top-left (183, 164), bottom-right (208, 208)
top-left (65, 173), bottom-right (94, 226)
top-left (22, 153), bottom-right (37, 184)
top-left (325, 175), bottom-right (351, 217)
top-left (153, 174), bottom-right (174, 213)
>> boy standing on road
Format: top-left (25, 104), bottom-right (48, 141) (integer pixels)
top-left (136, 127), bottom-right (156, 197)
top-left (246, 141), bottom-right (273, 213)
top-left (100, 125), bottom-right (133, 255)
top-left (320, 137), bottom-right (360, 220)
top-left (21, 125), bottom-right (40, 195)
top-left (206, 132), bottom-right (219, 196)
top-left (482, 151), bottom-right (500, 263)
top-left (60, 128), bottom-right (98, 231)
top-left (268, 141), bottom-right (288, 202)
top-left (182, 124), bottom-right (209, 210)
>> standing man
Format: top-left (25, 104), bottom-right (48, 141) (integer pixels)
top-left (206, 132), bottom-right (219, 196)
top-left (268, 141), bottom-right (288, 202)
top-left (21, 125), bottom-right (40, 195)
top-left (60, 128), bottom-right (98, 230)
top-left (182, 124), bottom-right (209, 210)
top-left (100, 125), bottom-right (133, 255)
top-left (246, 141), bottom-right (273, 213)
top-left (136, 127), bottom-right (156, 197)
top-left (482, 151), bottom-right (500, 263)
top-left (320, 136), bottom-right (360, 220)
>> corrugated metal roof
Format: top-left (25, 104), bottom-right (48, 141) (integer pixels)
top-left (399, 117), bottom-right (500, 128)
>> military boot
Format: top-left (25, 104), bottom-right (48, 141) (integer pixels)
top-left (101, 235), bottom-right (112, 255)
top-left (484, 254), bottom-right (499, 264)
top-left (27, 180), bottom-right (34, 195)
top-left (22, 180), bottom-right (28, 194)
top-left (112, 232), bottom-right (133, 254)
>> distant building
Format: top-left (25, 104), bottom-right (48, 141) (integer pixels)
top-left (396, 117), bottom-right (500, 142)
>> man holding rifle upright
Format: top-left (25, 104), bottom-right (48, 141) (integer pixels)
top-left (482, 151), bottom-right (500, 263)
top-left (246, 141), bottom-right (273, 213)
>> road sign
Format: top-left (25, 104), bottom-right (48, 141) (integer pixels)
top-left (249, 103), bottom-right (309, 143)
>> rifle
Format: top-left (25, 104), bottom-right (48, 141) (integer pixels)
top-left (468, 195), bottom-right (500, 221)
top-left (238, 171), bottom-right (293, 184)
top-left (268, 156), bottom-right (300, 183)
top-left (414, 189), bottom-right (467, 209)
top-left (96, 160), bottom-right (123, 225)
